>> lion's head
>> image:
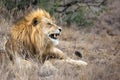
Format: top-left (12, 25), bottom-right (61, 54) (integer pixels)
top-left (41, 17), bottom-right (62, 45)
top-left (11, 9), bottom-right (62, 51)
top-left (28, 9), bottom-right (62, 46)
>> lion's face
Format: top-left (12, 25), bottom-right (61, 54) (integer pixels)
top-left (33, 17), bottom-right (62, 45)
top-left (42, 18), bottom-right (62, 45)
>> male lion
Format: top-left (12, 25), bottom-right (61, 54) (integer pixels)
top-left (5, 9), bottom-right (87, 66)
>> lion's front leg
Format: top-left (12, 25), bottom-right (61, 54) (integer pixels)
top-left (51, 48), bottom-right (68, 59)
top-left (64, 59), bottom-right (88, 66)
top-left (50, 48), bottom-right (88, 66)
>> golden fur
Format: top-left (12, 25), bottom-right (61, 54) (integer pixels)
top-left (5, 9), bottom-right (87, 66)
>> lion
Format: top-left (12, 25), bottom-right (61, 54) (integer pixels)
top-left (5, 9), bottom-right (87, 66)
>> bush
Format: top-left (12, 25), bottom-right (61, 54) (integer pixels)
top-left (1, 0), bottom-right (103, 27)
top-left (63, 8), bottom-right (93, 27)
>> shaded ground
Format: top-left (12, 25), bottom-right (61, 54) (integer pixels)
top-left (0, 0), bottom-right (120, 80)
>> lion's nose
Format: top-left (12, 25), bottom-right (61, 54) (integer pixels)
top-left (59, 28), bottom-right (62, 32)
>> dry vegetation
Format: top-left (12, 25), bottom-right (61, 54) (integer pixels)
top-left (0, 0), bottom-right (120, 80)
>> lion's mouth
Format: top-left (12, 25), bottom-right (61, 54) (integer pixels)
top-left (49, 33), bottom-right (60, 40)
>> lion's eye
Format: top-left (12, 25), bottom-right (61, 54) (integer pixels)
top-left (47, 22), bottom-right (52, 25)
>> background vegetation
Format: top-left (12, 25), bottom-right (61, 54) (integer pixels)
top-left (0, 0), bottom-right (120, 80)
top-left (1, 0), bottom-right (106, 27)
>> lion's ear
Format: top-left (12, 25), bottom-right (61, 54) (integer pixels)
top-left (32, 18), bottom-right (39, 26)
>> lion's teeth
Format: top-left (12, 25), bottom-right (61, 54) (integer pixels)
top-left (55, 33), bottom-right (59, 36)
top-left (55, 34), bottom-right (57, 38)
top-left (49, 33), bottom-right (60, 39)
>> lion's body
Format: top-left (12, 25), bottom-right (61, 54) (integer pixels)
top-left (5, 9), bottom-right (87, 66)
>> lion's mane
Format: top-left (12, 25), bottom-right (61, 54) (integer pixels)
top-left (6, 9), bottom-right (54, 62)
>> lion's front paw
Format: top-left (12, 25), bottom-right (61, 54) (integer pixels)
top-left (74, 60), bottom-right (88, 66)
top-left (65, 59), bottom-right (88, 66)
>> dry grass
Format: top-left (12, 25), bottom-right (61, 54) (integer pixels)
top-left (0, 0), bottom-right (120, 80)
